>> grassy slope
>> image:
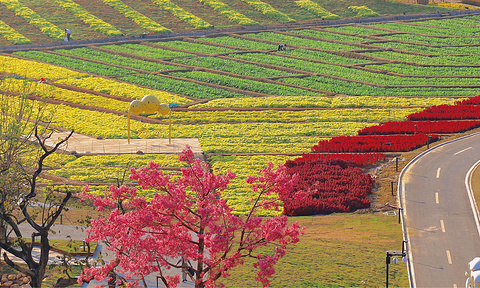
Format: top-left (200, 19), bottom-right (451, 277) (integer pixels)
top-left (0, 0), bottom-right (446, 45)
top-left (221, 214), bottom-right (408, 287)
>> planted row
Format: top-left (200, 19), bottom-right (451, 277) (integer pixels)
top-left (311, 134), bottom-right (440, 153)
top-left (151, 0), bottom-right (212, 29)
top-left (102, 0), bottom-right (171, 33)
top-left (53, 0), bottom-right (122, 36)
top-left (14, 51), bottom-right (136, 77)
top-left (407, 105), bottom-right (480, 121)
top-left (357, 120), bottom-right (480, 135)
top-left (169, 70), bottom-right (321, 96)
top-left (120, 74), bottom-right (246, 99)
top-left (55, 47), bottom-right (178, 72)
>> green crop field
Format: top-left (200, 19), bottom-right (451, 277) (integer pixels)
top-left (1, 1), bottom-right (480, 286)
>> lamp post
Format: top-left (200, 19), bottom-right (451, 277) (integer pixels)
top-left (386, 241), bottom-right (408, 287)
top-left (427, 135), bottom-right (432, 149)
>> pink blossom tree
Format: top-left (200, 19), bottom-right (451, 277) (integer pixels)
top-left (78, 147), bottom-right (304, 288)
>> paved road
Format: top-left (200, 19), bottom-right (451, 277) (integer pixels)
top-left (400, 132), bottom-right (480, 287)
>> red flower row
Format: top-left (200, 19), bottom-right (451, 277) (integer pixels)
top-left (311, 134), bottom-right (439, 153)
top-left (358, 120), bottom-right (480, 135)
top-left (289, 152), bottom-right (386, 167)
top-left (408, 104), bottom-right (480, 121)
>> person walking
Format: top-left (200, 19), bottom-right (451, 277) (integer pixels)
top-left (177, 256), bottom-right (195, 282)
top-left (64, 29), bottom-right (71, 42)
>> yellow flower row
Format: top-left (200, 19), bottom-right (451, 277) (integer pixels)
top-left (0, 55), bottom-right (88, 80)
top-left (166, 108), bottom-right (421, 123)
top-left (102, 0), bottom-right (171, 33)
top-left (191, 96), bottom-right (463, 109)
top-left (53, 0), bottom-right (123, 36)
top-left (56, 77), bottom-right (191, 105)
top-left (198, 0), bottom-right (258, 25)
top-left (0, 78), bottom-right (129, 112)
top-left (0, 19), bottom-right (31, 44)
top-left (151, 0), bottom-right (213, 29)
top-left (295, 0), bottom-right (339, 19)
top-left (0, 0), bottom-right (64, 39)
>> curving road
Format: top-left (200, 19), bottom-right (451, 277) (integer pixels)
top-left (399, 132), bottom-right (480, 287)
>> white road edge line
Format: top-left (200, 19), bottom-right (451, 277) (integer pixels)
top-left (465, 160), bottom-right (480, 239)
top-left (440, 220), bottom-right (445, 233)
top-left (436, 168), bottom-right (441, 178)
top-left (446, 250), bottom-right (452, 264)
top-left (455, 147), bottom-right (472, 156)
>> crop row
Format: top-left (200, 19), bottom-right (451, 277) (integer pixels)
top-left (383, 33), bottom-right (480, 46)
top-left (55, 47), bottom-right (178, 72)
top-left (14, 51), bottom-right (136, 77)
top-left (279, 76), bottom-right (479, 97)
top-left (102, 0), bottom-right (171, 33)
top-left (198, 0), bottom-right (258, 26)
top-left (325, 25), bottom-right (383, 35)
top-left (418, 15), bottom-right (480, 28)
top-left (287, 29), bottom-right (367, 43)
top-left (367, 63), bottom-right (480, 76)
top-left (0, 0), bottom-right (64, 40)
top-left (311, 134), bottom-right (439, 153)
top-left (169, 70), bottom-right (321, 96)
top-left (243, 31), bottom-right (364, 51)
top-left (0, 55), bottom-right (87, 80)
top-left (166, 108), bottom-right (418, 124)
top-left (56, 77), bottom-right (190, 104)
top-left (372, 41), bottom-right (480, 55)
top-left (151, 0), bottom-right (212, 29)
top-left (0, 19), bottom-right (30, 44)
top-left (284, 49), bottom-right (369, 65)
top-left (190, 96), bottom-right (461, 108)
top-left (53, 0), bottom-right (123, 37)
top-left (407, 104), bottom-right (480, 121)
top-left (156, 40), bottom-right (237, 54)
top-left (100, 43), bottom-right (195, 58)
top-left (228, 52), bottom-right (480, 86)
top-left (0, 78), bottom-right (129, 111)
top-left (63, 153), bottom-right (187, 168)
top-left (368, 21), bottom-right (480, 37)
top-left (172, 56), bottom-right (294, 77)
top-left (282, 158), bottom-right (374, 215)
top-left (357, 120), bottom-right (480, 135)
top-left (294, 0), bottom-right (339, 19)
top-left (240, 0), bottom-right (295, 23)
top-left (364, 51), bottom-right (480, 66)
top-left (290, 152), bottom-right (386, 167)
top-left (119, 73), bottom-right (245, 99)
top-left (201, 36), bottom-right (274, 50)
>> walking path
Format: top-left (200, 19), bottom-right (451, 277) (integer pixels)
top-left (42, 132), bottom-right (202, 156)
top-left (14, 223), bottom-right (194, 287)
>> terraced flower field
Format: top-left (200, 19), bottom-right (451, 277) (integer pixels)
top-left (0, 0), bottom-right (449, 46)
top-left (2, 12), bottom-right (480, 218)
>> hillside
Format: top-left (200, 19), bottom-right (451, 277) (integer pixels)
top-left (0, 0), bottom-right (448, 46)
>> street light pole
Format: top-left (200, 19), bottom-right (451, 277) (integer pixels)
top-left (386, 241), bottom-right (408, 287)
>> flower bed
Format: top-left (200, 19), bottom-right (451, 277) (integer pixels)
top-left (358, 120), bottom-right (480, 135)
top-left (311, 134), bottom-right (440, 153)
top-left (281, 158), bottom-right (374, 216)
top-left (407, 105), bottom-right (480, 121)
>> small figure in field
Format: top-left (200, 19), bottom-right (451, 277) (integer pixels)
top-left (64, 29), bottom-right (71, 42)
top-left (38, 77), bottom-right (46, 83)
top-left (278, 43), bottom-right (287, 51)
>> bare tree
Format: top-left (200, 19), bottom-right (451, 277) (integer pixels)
top-left (0, 80), bottom-right (75, 287)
